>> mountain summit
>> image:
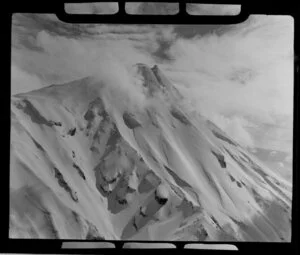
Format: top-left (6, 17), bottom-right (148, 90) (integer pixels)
top-left (10, 64), bottom-right (292, 241)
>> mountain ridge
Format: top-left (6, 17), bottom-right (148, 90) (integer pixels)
top-left (10, 63), bottom-right (292, 241)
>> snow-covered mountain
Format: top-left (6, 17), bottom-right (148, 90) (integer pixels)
top-left (10, 64), bottom-right (292, 241)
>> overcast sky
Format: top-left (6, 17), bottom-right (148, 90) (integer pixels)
top-left (11, 3), bottom-right (294, 162)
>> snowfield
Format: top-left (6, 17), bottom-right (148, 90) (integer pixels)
top-left (10, 64), bottom-right (292, 241)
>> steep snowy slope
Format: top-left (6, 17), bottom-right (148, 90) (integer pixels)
top-left (10, 64), bottom-right (292, 241)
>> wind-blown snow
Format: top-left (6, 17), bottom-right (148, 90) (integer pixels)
top-left (10, 64), bottom-right (292, 241)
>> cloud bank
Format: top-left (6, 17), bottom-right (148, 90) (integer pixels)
top-left (11, 64), bottom-right (44, 95)
top-left (11, 13), bottom-right (293, 156)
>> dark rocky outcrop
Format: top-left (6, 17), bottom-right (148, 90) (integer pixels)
top-left (68, 127), bottom-right (76, 136)
top-left (207, 120), bottom-right (237, 146)
top-left (49, 121), bottom-right (62, 127)
top-left (170, 107), bottom-right (191, 125)
top-left (211, 130), bottom-right (237, 146)
top-left (154, 190), bottom-right (168, 205)
top-left (84, 97), bottom-right (109, 130)
top-left (164, 165), bottom-right (192, 189)
top-left (139, 206), bottom-right (147, 217)
top-left (100, 124), bottom-right (122, 160)
top-left (229, 174), bottom-right (236, 182)
top-left (137, 170), bottom-right (161, 194)
top-left (151, 65), bottom-right (169, 88)
top-left (136, 63), bottom-right (161, 95)
top-left (31, 137), bottom-right (45, 152)
top-left (211, 150), bottom-right (227, 168)
top-left (72, 163), bottom-right (86, 180)
top-left (123, 112), bottom-right (141, 129)
top-left (53, 167), bottom-right (78, 202)
top-left (85, 221), bottom-right (105, 240)
top-left (117, 197), bottom-right (128, 205)
top-left (15, 99), bottom-right (62, 128)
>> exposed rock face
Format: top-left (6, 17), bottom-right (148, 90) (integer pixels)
top-left (123, 112), bottom-right (141, 129)
top-left (84, 97), bottom-right (109, 131)
top-left (151, 64), bottom-right (171, 89)
top-left (73, 163), bottom-right (86, 180)
top-left (136, 63), bottom-right (161, 95)
top-left (211, 150), bottom-right (227, 168)
top-left (53, 167), bottom-right (78, 202)
top-left (68, 127), bottom-right (76, 136)
top-left (155, 185), bottom-right (169, 205)
top-left (10, 64), bottom-right (292, 242)
top-left (170, 107), bottom-right (191, 125)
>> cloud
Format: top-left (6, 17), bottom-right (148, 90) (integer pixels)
top-left (13, 27), bottom-right (151, 111)
top-left (88, 55), bottom-right (149, 113)
top-left (12, 16), bottom-right (175, 117)
top-left (250, 122), bottom-right (293, 153)
top-left (11, 64), bottom-right (45, 95)
top-left (12, 29), bottom-right (158, 85)
top-left (163, 15), bottom-right (293, 121)
top-left (284, 153), bottom-right (292, 163)
top-left (12, 17), bottom-right (176, 85)
top-left (209, 114), bottom-right (255, 148)
top-left (158, 15), bottom-right (293, 153)
top-left (250, 148), bottom-right (257, 153)
top-left (225, 119), bottom-right (254, 148)
top-left (11, 14), bottom-right (293, 154)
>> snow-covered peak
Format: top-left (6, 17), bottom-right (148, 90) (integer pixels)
top-left (10, 63), bottom-right (292, 241)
